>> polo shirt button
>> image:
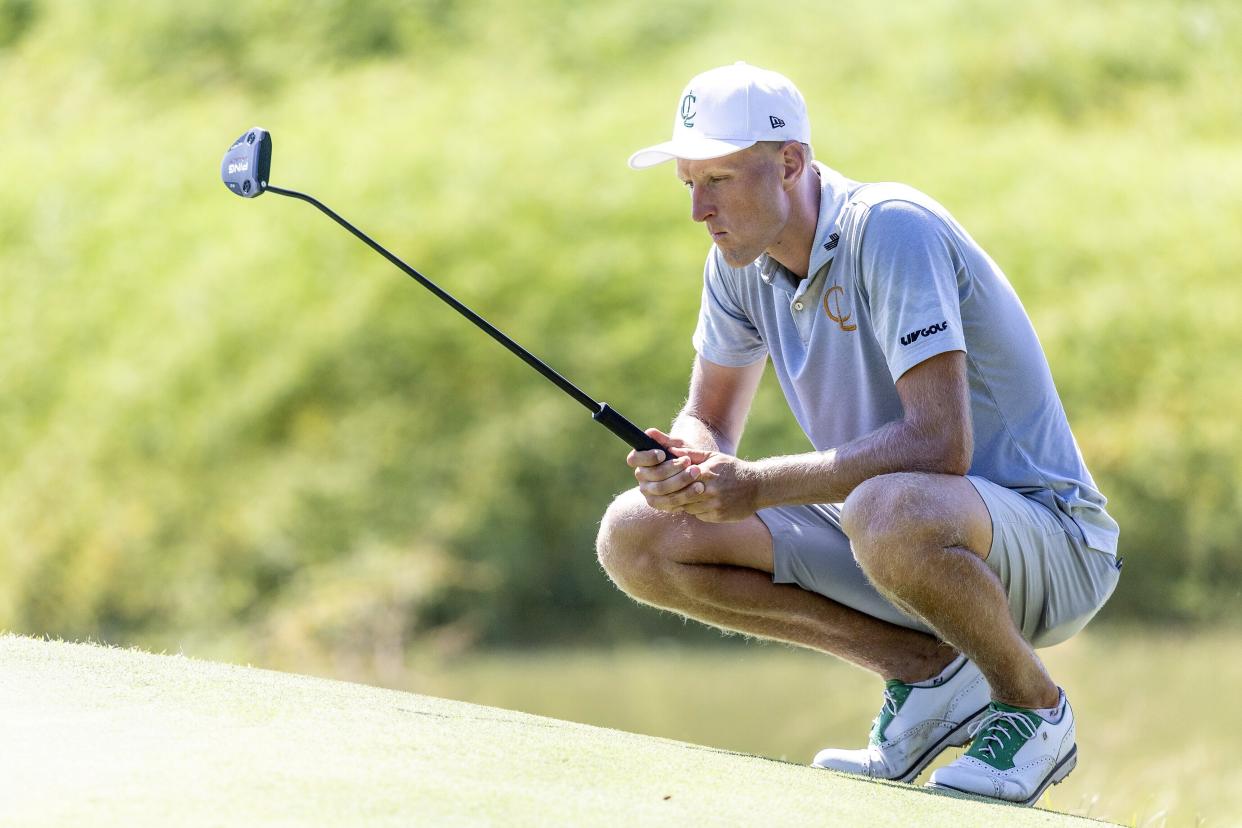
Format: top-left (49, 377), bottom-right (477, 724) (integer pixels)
top-left (793, 302), bottom-right (804, 311)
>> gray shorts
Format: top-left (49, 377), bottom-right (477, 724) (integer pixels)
top-left (758, 475), bottom-right (1122, 648)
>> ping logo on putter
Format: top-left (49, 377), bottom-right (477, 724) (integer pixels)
top-left (220, 127), bottom-right (272, 198)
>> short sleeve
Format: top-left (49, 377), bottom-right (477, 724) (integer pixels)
top-left (859, 200), bottom-right (967, 382)
top-left (691, 249), bottom-right (768, 367)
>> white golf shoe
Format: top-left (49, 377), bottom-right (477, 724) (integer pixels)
top-left (927, 689), bottom-right (1077, 806)
top-left (812, 654), bottom-right (990, 783)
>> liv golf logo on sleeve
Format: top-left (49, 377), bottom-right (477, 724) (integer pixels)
top-left (900, 321), bottom-right (949, 346)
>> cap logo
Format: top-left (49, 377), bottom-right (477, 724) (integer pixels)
top-left (769, 115), bottom-right (786, 129)
top-left (680, 92), bottom-right (697, 128)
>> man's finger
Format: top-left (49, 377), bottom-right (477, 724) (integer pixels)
top-left (636, 454), bottom-right (693, 479)
top-left (633, 455), bottom-right (689, 483)
top-left (645, 481), bottom-right (707, 512)
top-left (644, 426), bottom-right (685, 449)
top-left (638, 466), bottom-right (702, 497)
top-left (643, 427), bottom-right (694, 462)
top-left (627, 447), bottom-right (669, 468)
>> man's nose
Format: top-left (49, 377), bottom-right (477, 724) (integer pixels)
top-left (691, 190), bottom-right (714, 223)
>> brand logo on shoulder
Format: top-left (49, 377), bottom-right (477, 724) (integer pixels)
top-left (681, 92), bottom-right (697, 128)
top-left (899, 321), bottom-right (949, 346)
top-left (823, 232), bottom-right (839, 252)
top-left (769, 115), bottom-right (786, 129)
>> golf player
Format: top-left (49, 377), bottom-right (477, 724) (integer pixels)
top-left (596, 62), bottom-right (1122, 805)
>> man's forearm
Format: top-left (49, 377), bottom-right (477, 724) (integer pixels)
top-left (751, 416), bottom-right (970, 508)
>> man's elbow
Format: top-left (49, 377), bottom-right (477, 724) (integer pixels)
top-left (942, 453), bottom-right (972, 478)
top-left (937, 432), bottom-right (973, 477)
top-left (914, 423), bottom-right (971, 477)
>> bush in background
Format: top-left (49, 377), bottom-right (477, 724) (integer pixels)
top-left (1, 0), bottom-right (1240, 662)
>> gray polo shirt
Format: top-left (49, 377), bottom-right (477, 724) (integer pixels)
top-left (692, 163), bottom-right (1119, 555)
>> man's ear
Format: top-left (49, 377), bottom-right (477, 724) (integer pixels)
top-left (780, 141), bottom-right (806, 191)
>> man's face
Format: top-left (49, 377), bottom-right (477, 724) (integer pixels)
top-left (676, 145), bottom-right (789, 268)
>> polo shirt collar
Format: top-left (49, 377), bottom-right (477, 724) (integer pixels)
top-left (758, 161), bottom-right (851, 288)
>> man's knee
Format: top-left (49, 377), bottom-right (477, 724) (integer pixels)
top-left (841, 472), bottom-right (990, 579)
top-left (842, 473), bottom-right (941, 576)
top-left (596, 488), bottom-right (775, 605)
top-left (843, 474), bottom-right (923, 542)
top-left (596, 488), bottom-right (673, 602)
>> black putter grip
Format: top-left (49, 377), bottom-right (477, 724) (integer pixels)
top-left (593, 403), bottom-right (671, 457)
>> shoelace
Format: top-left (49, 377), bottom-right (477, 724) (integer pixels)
top-left (869, 684), bottom-right (906, 735)
top-left (870, 684), bottom-right (900, 724)
top-left (969, 709), bottom-right (1039, 759)
top-left (880, 686), bottom-right (902, 717)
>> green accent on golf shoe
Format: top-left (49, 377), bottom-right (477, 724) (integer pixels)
top-left (869, 680), bottom-right (914, 744)
top-left (962, 701), bottom-right (1046, 771)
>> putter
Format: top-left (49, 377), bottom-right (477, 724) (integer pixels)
top-left (221, 127), bottom-right (670, 459)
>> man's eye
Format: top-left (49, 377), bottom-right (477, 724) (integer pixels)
top-left (684, 176), bottom-right (725, 191)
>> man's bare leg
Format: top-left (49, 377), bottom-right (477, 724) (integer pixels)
top-left (596, 488), bottom-right (955, 682)
top-left (599, 470), bottom-right (1060, 710)
top-left (841, 472), bottom-right (1059, 709)
top-left (835, 472), bottom-right (1081, 802)
top-left (597, 478), bottom-right (1070, 787)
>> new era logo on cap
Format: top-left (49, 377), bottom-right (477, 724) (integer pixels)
top-left (769, 116), bottom-right (785, 129)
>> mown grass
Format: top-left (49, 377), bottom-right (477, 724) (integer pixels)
top-left (379, 629), bottom-right (1239, 827)
top-left (0, 634), bottom-right (1108, 827)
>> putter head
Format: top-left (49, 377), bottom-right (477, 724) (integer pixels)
top-left (221, 127), bottom-right (272, 197)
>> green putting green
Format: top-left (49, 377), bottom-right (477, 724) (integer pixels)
top-left (0, 635), bottom-right (1112, 826)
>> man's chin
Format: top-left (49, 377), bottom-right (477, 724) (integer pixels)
top-left (717, 246), bottom-right (762, 269)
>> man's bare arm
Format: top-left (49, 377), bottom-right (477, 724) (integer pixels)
top-left (751, 349), bottom-right (972, 507)
top-left (656, 350), bottom-right (972, 522)
top-left (670, 354), bottom-right (765, 455)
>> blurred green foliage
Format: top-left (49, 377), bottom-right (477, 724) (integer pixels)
top-left (1, 0), bottom-right (1240, 660)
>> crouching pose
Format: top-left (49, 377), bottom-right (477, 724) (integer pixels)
top-left (598, 62), bottom-right (1122, 806)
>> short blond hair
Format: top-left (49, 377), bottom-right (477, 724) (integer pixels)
top-left (757, 140), bottom-right (814, 163)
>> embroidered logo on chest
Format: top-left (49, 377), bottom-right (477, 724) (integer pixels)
top-left (823, 284), bottom-right (857, 332)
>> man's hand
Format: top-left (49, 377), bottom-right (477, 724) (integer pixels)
top-left (626, 427), bottom-right (761, 523)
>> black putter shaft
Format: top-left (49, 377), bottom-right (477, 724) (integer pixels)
top-left (262, 184), bottom-right (669, 458)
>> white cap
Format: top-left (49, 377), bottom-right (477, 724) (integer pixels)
top-left (628, 62), bottom-right (810, 170)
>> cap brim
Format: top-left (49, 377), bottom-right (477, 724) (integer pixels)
top-left (627, 135), bottom-right (756, 169)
